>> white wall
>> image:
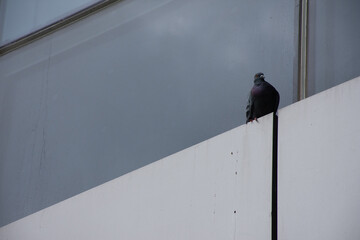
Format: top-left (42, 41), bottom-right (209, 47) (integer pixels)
top-left (0, 114), bottom-right (274, 240)
top-left (278, 76), bottom-right (360, 240)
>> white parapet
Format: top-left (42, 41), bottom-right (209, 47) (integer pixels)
top-left (2, 75), bottom-right (359, 240)
top-left (278, 76), bottom-right (360, 240)
top-left (0, 114), bottom-right (273, 240)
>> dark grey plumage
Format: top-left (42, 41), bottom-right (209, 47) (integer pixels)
top-left (246, 72), bottom-right (280, 123)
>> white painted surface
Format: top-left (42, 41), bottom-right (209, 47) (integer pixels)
top-left (278, 76), bottom-right (360, 240)
top-left (0, 114), bottom-right (273, 240)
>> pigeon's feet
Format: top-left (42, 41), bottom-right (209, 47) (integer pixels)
top-left (247, 118), bottom-right (258, 123)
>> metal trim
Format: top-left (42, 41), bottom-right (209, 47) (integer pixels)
top-left (298, 0), bottom-right (309, 100)
top-left (0, 0), bottom-right (123, 57)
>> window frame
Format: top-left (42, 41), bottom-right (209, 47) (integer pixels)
top-left (0, 0), bottom-right (122, 56)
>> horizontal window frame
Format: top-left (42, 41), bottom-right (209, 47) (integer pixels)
top-left (0, 0), bottom-right (123, 56)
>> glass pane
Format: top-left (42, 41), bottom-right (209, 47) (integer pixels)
top-left (307, 0), bottom-right (360, 96)
top-left (0, 0), bottom-right (103, 46)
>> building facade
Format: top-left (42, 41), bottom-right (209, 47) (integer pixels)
top-left (0, 0), bottom-right (359, 227)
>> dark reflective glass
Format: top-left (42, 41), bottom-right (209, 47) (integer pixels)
top-left (308, 0), bottom-right (360, 96)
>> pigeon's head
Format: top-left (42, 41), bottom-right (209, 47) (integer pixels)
top-left (254, 72), bottom-right (265, 81)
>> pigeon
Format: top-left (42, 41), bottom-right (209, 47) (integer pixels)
top-left (246, 72), bottom-right (280, 123)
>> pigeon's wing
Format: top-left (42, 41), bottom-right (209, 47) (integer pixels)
top-left (267, 83), bottom-right (280, 113)
top-left (263, 82), bottom-right (280, 113)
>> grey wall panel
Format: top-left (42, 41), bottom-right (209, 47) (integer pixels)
top-left (308, 0), bottom-right (360, 96)
top-left (0, 0), bottom-right (296, 227)
top-left (0, 62), bottom-right (50, 223)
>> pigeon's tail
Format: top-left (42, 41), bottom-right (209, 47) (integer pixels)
top-left (274, 90), bottom-right (280, 114)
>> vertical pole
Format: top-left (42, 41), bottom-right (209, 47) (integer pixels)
top-left (299, 0), bottom-right (309, 100)
top-left (271, 113), bottom-right (278, 240)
